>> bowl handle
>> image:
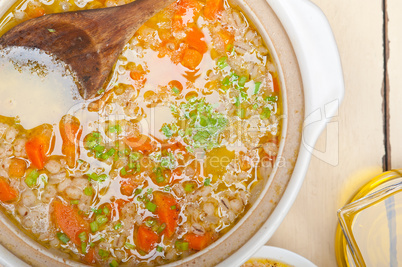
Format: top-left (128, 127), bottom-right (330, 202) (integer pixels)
top-left (269, 0), bottom-right (345, 150)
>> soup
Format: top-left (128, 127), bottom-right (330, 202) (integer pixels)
top-left (242, 258), bottom-right (292, 267)
top-left (0, 0), bottom-right (281, 265)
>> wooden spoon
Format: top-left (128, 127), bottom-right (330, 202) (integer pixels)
top-left (0, 0), bottom-right (176, 99)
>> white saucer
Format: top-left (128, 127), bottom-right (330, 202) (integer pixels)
top-left (247, 246), bottom-right (317, 267)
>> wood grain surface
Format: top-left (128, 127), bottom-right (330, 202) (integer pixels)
top-left (389, 0), bottom-right (402, 169)
top-left (267, 0), bottom-right (386, 266)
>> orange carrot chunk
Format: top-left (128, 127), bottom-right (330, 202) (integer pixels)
top-left (27, 6), bottom-right (45, 18)
top-left (120, 179), bottom-right (137, 196)
top-left (130, 70), bottom-right (146, 83)
top-left (204, 0), bottom-right (223, 20)
top-left (172, 0), bottom-right (201, 31)
top-left (0, 178), bottom-right (18, 202)
top-left (272, 73), bottom-right (280, 92)
top-left (82, 248), bottom-right (96, 264)
top-left (53, 201), bottom-right (89, 245)
top-left (181, 48), bottom-right (203, 70)
top-left (25, 135), bottom-right (51, 169)
top-left (184, 233), bottom-right (212, 251)
top-left (60, 116), bottom-right (82, 168)
top-left (154, 192), bottom-right (179, 238)
top-left (124, 135), bottom-right (154, 153)
top-left (136, 225), bottom-right (159, 252)
top-left (186, 27), bottom-right (208, 54)
top-left (8, 158), bottom-right (26, 178)
top-left (218, 29), bottom-right (234, 51)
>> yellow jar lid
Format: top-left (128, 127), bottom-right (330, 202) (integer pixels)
top-left (335, 169), bottom-right (402, 266)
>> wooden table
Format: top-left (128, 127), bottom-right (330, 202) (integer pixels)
top-left (267, 0), bottom-right (400, 265)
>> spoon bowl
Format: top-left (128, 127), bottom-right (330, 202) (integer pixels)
top-left (0, 0), bottom-right (175, 99)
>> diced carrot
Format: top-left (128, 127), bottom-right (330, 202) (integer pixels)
top-left (25, 135), bottom-right (51, 169)
top-left (8, 158), bottom-right (26, 178)
top-left (130, 71), bottom-right (146, 83)
top-left (0, 178), bottom-right (18, 202)
top-left (204, 0), bottom-right (223, 20)
top-left (172, 0), bottom-right (201, 31)
top-left (184, 232), bottom-right (213, 251)
top-left (136, 225), bottom-right (159, 252)
top-left (218, 29), bottom-right (234, 50)
top-left (128, 63), bottom-right (147, 86)
top-left (158, 39), bottom-right (188, 64)
top-left (154, 192), bottom-right (179, 238)
top-left (124, 135), bottom-right (154, 153)
top-left (108, 199), bottom-right (128, 220)
top-left (114, 199), bottom-right (128, 211)
top-left (168, 80), bottom-right (183, 93)
top-left (82, 248), bottom-right (96, 264)
top-left (239, 151), bottom-right (251, 171)
top-left (60, 116), bottom-right (82, 168)
top-left (53, 201), bottom-right (89, 245)
top-left (27, 6), bottom-right (45, 18)
top-left (88, 90), bottom-right (113, 112)
top-left (60, 116), bottom-right (81, 145)
top-left (186, 27), bottom-right (207, 54)
top-left (172, 167), bottom-right (183, 177)
top-left (162, 140), bottom-right (187, 151)
top-left (272, 73), bottom-right (280, 92)
top-left (120, 179), bottom-right (137, 196)
top-left (181, 48), bottom-right (203, 70)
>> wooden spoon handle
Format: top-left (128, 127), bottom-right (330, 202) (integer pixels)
top-left (76, 0), bottom-right (177, 45)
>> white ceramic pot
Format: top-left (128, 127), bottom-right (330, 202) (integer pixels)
top-left (219, 0), bottom-right (345, 265)
top-left (0, 0), bottom-right (343, 266)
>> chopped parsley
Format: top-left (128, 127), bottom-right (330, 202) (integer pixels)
top-left (146, 202), bottom-right (157, 212)
top-left (161, 124), bottom-right (174, 138)
top-left (254, 82), bottom-right (261, 94)
top-left (175, 240), bottom-right (189, 251)
top-left (81, 242), bottom-right (87, 254)
top-left (164, 98), bottom-right (228, 150)
top-left (265, 95), bottom-right (278, 102)
top-left (56, 232), bottom-right (70, 244)
top-left (114, 222), bottom-right (122, 230)
top-left (90, 221), bottom-right (99, 232)
top-left (78, 232), bottom-right (87, 242)
top-left (98, 249), bottom-right (109, 259)
top-left (110, 259), bottom-right (119, 267)
top-left (25, 169), bottom-right (39, 187)
top-left (129, 152), bottom-right (141, 161)
top-left (108, 125), bottom-right (122, 134)
top-left (172, 86), bottom-right (180, 94)
top-left (238, 76), bottom-right (247, 87)
top-left (87, 173), bottom-right (108, 182)
top-left (84, 187), bottom-right (93, 196)
top-left (261, 107), bottom-right (271, 119)
top-left (124, 243), bottom-right (135, 249)
top-left (96, 215), bottom-right (108, 225)
top-left (160, 153), bottom-right (176, 169)
top-left (217, 56), bottom-right (228, 69)
top-left (156, 174), bottom-right (165, 183)
top-left (184, 183), bottom-right (196, 193)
